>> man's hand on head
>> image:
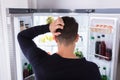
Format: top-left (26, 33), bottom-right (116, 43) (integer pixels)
top-left (49, 17), bottom-right (64, 36)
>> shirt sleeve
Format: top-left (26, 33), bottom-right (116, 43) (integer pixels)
top-left (17, 24), bottom-right (50, 64)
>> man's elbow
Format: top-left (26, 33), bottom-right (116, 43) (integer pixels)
top-left (17, 32), bottom-right (23, 41)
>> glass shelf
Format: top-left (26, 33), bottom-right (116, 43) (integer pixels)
top-left (94, 54), bottom-right (112, 61)
top-left (24, 74), bottom-right (35, 80)
top-left (89, 53), bottom-right (112, 61)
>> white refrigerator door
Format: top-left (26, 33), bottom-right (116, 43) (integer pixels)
top-left (88, 14), bottom-right (120, 80)
top-left (12, 15), bottom-right (33, 80)
top-left (14, 17), bottom-right (23, 80)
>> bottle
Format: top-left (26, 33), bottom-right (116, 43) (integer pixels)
top-left (105, 48), bottom-right (112, 61)
top-left (27, 64), bottom-right (33, 75)
top-left (23, 63), bottom-right (29, 78)
top-left (25, 24), bottom-right (29, 29)
top-left (99, 35), bottom-right (106, 57)
top-left (95, 36), bottom-right (101, 57)
top-left (101, 67), bottom-right (108, 80)
top-left (20, 21), bottom-right (26, 31)
top-left (90, 36), bottom-right (95, 54)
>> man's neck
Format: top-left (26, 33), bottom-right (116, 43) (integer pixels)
top-left (57, 43), bottom-right (78, 59)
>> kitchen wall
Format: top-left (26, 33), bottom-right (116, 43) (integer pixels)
top-left (3, 0), bottom-right (120, 9)
top-left (37, 0), bottom-right (120, 9)
top-left (4, 0), bottom-right (28, 8)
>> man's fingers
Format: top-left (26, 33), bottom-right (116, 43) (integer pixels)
top-left (54, 32), bottom-right (61, 36)
top-left (58, 17), bottom-right (64, 26)
top-left (55, 17), bottom-right (64, 27)
top-left (56, 25), bottom-right (64, 30)
top-left (49, 17), bottom-right (64, 36)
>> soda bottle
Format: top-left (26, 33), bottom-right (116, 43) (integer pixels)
top-left (23, 63), bottom-right (29, 78)
top-left (27, 64), bottom-right (33, 75)
top-left (99, 35), bottom-right (106, 57)
top-left (90, 36), bottom-right (95, 53)
top-left (20, 21), bottom-right (26, 31)
top-left (101, 67), bottom-right (108, 80)
top-left (95, 36), bottom-right (101, 57)
top-left (105, 48), bottom-right (112, 61)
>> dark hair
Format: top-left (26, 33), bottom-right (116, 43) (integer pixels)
top-left (56, 16), bottom-right (78, 45)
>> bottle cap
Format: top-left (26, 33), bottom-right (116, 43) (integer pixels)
top-left (24, 63), bottom-right (27, 65)
top-left (97, 36), bottom-right (100, 38)
top-left (20, 20), bottom-right (24, 22)
top-left (91, 36), bottom-right (94, 39)
top-left (103, 67), bottom-right (106, 70)
top-left (102, 35), bottom-right (105, 37)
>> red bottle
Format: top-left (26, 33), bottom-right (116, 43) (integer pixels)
top-left (105, 48), bottom-right (112, 61)
top-left (95, 36), bottom-right (101, 57)
top-left (99, 35), bottom-right (106, 57)
top-left (23, 63), bottom-right (29, 78)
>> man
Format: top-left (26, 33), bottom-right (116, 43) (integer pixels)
top-left (18, 16), bottom-right (101, 80)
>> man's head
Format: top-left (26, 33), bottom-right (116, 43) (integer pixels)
top-left (55, 16), bottom-right (79, 46)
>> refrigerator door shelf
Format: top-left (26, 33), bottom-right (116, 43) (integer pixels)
top-left (24, 74), bottom-right (35, 80)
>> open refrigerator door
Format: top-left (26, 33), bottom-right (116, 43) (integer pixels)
top-left (12, 14), bottom-right (34, 80)
top-left (88, 16), bottom-right (120, 80)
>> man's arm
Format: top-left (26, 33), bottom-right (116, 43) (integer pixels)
top-left (17, 17), bottom-right (64, 64)
top-left (17, 24), bottom-right (50, 63)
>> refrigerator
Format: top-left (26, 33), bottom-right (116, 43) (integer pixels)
top-left (6, 8), bottom-right (120, 80)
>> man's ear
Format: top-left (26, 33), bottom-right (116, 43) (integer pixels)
top-left (54, 36), bottom-right (59, 43)
top-left (75, 34), bottom-right (79, 42)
